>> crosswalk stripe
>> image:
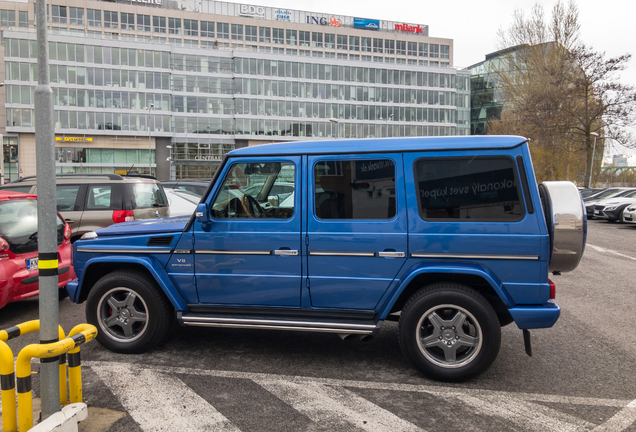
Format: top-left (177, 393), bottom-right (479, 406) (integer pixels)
top-left (91, 363), bottom-right (240, 432)
top-left (255, 379), bottom-right (424, 432)
top-left (85, 361), bottom-right (636, 432)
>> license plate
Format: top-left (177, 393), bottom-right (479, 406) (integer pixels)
top-left (26, 257), bottom-right (38, 270)
top-left (594, 210), bottom-right (600, 214)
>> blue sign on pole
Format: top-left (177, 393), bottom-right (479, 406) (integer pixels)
top-left (354, 17), bottom-right (380, 30)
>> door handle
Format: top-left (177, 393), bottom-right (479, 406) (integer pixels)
top-left (64, 219), bottom-right (75, 223)
top-left (275, 249), bottom-right (298, 256)
top-left (378, 251), bottom-right (405, 258)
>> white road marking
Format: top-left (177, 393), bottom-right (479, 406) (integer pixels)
top-left (587, 244), bottom-right (636, 261)
top-left (592, 399), bottom-right (636, 432)
top-left (90, 363), bottom-right (240, 432)
top-left (86, 361), bottom-right (636, 432)
top-left (255, 379), bottom-right (423, 431)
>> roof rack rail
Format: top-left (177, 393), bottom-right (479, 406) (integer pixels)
top-left (6, 173), bottom-right (157, 184)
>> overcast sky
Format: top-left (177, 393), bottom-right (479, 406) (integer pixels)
top-left (225, 0), bottom-right (636, 154)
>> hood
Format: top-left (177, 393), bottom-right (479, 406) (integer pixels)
top-left (94, 215), bottom-right (190, 236)
top-left (597, 197), bottom-right (636, 206)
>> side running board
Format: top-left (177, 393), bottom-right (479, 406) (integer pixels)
top-left (177, 312), bottom-right (382, 335)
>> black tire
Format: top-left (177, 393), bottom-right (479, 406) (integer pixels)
top-left (58, 287), bottom-right (69, 301)
top-left (86, 270), bottom-right (173, 353)
top-left (399, 282), bottom-right (501, 382)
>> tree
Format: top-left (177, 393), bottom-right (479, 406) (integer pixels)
top-left (489, 0), bottom-right (636, 185)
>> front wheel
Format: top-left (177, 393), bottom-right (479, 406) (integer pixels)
top-left (399, 282), bottom-right (501, 382)
top-left (86, 270), bottom-right (173, 353)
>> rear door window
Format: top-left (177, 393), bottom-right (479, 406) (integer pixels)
top-left (415, 157), bottom-right (524, 221)
top-left (56, 185), bottom-right (82, 211)
top-left (131, 183), bottom-right (168, 209)
top-left (85, 184), bottom-right (123, 210)
top-left (314, 159), bottom-right (396, 220)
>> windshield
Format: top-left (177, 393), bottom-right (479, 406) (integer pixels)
top-left (131, 183), bottom-right (168, 209)
top-left (0, 199), bottom-right (65, 254)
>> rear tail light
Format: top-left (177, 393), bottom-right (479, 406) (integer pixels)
top-left (64, 223), bottom-right (72, 240)
top-left (548, 278), bottom-right (556, 300)
top-left (113, 210), bottom-right (135, 224)
top-left (0, 237), bottom-right (9, 252)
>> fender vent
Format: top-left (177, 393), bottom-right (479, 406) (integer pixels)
top-left (147, 236), bottom-right (174, 247)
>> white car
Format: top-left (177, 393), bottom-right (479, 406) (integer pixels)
top-left (164, 188), bottom-right (201, 216)
top-left (622, 204), bottom-right (636, 224)
top-left (593, 190), bottom-right (636, 222)
top-left (585, 188), bottom-right (636, 219)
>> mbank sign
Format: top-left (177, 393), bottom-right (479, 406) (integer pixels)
top-left (395, 23), bottom-right (424, 33)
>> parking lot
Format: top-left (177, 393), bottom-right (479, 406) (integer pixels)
top-left (1, 219), bottom-right (636, 431)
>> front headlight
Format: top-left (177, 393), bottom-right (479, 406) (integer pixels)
top-left (604, 206), bottom-right (617, 211)
top-left (80, 232), bottom-right (98, 240)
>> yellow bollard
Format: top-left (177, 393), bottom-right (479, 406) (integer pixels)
top-left (15, 326), bottom-right (96, 431)
top-left (0, 321), bottom-right (66, 432)
top-left (67, 324), bottom-right (98, 403)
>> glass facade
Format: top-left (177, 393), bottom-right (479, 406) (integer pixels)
top-left (0, 0), bottom-right (462, 180)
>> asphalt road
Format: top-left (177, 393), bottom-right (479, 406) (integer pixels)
top-left (1, 219), bottom-right (635, 431)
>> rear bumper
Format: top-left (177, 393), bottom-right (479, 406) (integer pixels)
top-left (509, 301), bottom-right (560, 329)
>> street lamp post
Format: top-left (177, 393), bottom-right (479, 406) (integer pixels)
top-left (148, 103), bottom-right (154, 175)
top-left (588, 132), bottom-right (599, 188)
top-left (328, 117), bottom-right (339, 138)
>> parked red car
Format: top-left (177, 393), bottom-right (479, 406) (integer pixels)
top-left (0, 190), bottom-right (74, 309)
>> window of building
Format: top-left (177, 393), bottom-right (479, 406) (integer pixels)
top-left (324, 33), bottom-right (335, 49)
top-left (137, 14), bottom-right (150, 32)
top-left (217, 23), bottom-right (229, 39)
top-left (441, 45), bottom-right (450, 59)
top-left (349, 36), bottom-right (359, 51)
top-left (407, 41), bottom-right (417, 56)
top-left (374, 56), bottom-right (383, 63)
top-left (373, 38), bottom-right (383, 53)
top-left (104, 11), bottom-right (117, 29)
top-left (120, 12), bottom-right (133, 31)
top-left (19, 11), bottom-right (27, 27)
top-left (273, 47), bottom-right (284, 54)
top-left (337, 53), bottom-right (347, 60)
top-left (312, 32), bottom-right (323, 48)
top-left (87, 9), bottom-right (101, 27)
top-left (272, 28), bottom-right (283, 44)
top-left (418, 43), bottom-right (428, 57)
top-left (385, 40), bottom-right (394, 54)
top-left (325, 52), bottom-right (335, 58)
top-left (350, 54), bottom-right (359, 61)
top-left (286, 29), bottom-right (297, 45)
top-left (69, 7), bottom-right (83, 25)
top-left (314, 160), bottom-right (396, 220)
top-left (184, 19), bottom-right (198, 36)
top-left (287, 48), bottom-right (297, 56)
top-left (169, 18), bottom-right (182, 35)
top-left (385, 57), bottom-right (395, 64)
top-left (259, 27), bottom-right (270, 43)
top-left (231, 23), bottom-right (243, 40)
top-left (415, 158), bottom-right (523, 221)
top-left (396, 58), bottom-right (406, 64)
top-left (245, 25), bottom-right (257, 42)
top-left (396, 40), bottom-right (406, 55)
top-left (337, 34), bottom-right (347, 50)
top-left (312, 51), bottom-right (323, 58)
top-left (1, 10), bottom-right (15, 27)
top-left (429, 60), bottom-right (439, 67)
top-left (299, 49), bottom-right (310, 56)
top-left (419, 60), bottom-right (428, 66)
top-left (200, 21), bottom-right (213, 37)
top-left (153, 16), bottom-right (166, 33)
top-left (299, 30), bottom-right (310, 47)
top-left (361, 37), bottom-right (371, 52)
top-left (430, 44), bottom-right (439, 58)
top-left (52, 5), bottom-right (66, 24)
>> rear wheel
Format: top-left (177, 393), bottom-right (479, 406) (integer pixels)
top-left (399, 282), bottom-right (501, 382)
top-left (86, 270), bottom-right (173, 353)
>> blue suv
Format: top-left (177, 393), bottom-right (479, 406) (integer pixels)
top-left (67, 136), bottom-right (586, 381)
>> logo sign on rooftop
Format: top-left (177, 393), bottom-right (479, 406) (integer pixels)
top-left (56, 137), bottom-right (93, 142)
top-left (274, 9), bottom-right (291, 21)
top-left (395, 23), bottom-right (424, 33)
top-left (354, 18), bottom-right (379, 30)
top-left (240, 5), bottom-right (265, 18)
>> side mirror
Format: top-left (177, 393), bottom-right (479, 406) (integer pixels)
top-left (195, 203), bottom-right (209, 223)
top-left (268, 195), bottom-right (280, 207)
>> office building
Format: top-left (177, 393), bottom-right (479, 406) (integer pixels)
top-left (0, 0), bottom-right (470, 180)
